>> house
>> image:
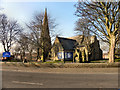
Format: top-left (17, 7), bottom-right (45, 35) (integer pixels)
top-left (50, 35), bottom-right (103, 63)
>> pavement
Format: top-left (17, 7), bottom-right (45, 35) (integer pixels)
top-left (1, 65), bottom-right (119, 88)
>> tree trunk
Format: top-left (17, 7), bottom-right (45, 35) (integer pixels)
top-left (29, 51), bottom-right (32, 61)
top-left (23, 50), bottom-right (25, 60)
top-left (3, 43), bottom-right (6, 52)
top-left (43, 51), bottom-right (46, 62)
top-left (109, 36), bottom-right (115, 63)
top-left (20, 51), bottom-right (23, 61)
top-left (37, 48), bottom-right (40, 60)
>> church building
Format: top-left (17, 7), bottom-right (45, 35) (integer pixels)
top-left (50, 35), bottom-right (103, 63)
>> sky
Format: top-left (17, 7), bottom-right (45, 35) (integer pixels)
top-left (0, 1), bottom-right (78, 53)
top-left (0, 0), bottom-right (109, 53)
top-left (0, 1), bottom-right (78, 37)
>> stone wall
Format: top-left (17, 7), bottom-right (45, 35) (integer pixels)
top-left (51, 35), bottom-right (103, 62)
top-left (73, 35), bottom-right (103, 62)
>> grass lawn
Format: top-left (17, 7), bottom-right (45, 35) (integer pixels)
top-left (90, 58), bottom-right (120, 63)
top-left (5, 58), bottom-right (120, 64)
top-left (44, 60), bottom-right (64, 64)
top-left (44, 58), bottom-right (120, 63)
top-left (115, 58), bottom-right (120, 62)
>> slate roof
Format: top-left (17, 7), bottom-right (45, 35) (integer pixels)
top-left (57, 37), bottom-right (77, 50)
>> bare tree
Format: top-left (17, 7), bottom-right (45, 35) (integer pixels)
top-left (27, 17), bottom-right (42, 61)
top-left (27, 9), bottom-right (58, 62)
top-left (75, 1), bottom-right (120, 63)
top-left (15, 34), bottom-right (27, 60)
top-left (0, 14), bottom-right (22, 52)
top-left (75, 18), bottom-right (90, 36)
top-left (14, 33), bottom-right (34, 61)
top-left (115, 28), bottom-right (120, 56)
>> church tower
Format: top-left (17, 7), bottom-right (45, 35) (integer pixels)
top-left (40, 8), bottom-right (51, 62)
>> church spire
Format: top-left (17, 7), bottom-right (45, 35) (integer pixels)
top-left (43, 8), bottom-right (48, 25)
top-left (40, 8), bottom-right (51, 62)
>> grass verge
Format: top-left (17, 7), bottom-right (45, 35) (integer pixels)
top-left (2, 62), bottom-right (119, 68)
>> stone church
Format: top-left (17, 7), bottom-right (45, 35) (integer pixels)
top-left (50, 35), bottom-right (102, 63)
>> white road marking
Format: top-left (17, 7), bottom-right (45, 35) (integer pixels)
top-left (12, 81), bottom-right (43, 86)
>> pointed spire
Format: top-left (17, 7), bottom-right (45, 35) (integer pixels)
top-left (40, 8), bottom-right (51, 62)
top-left (43, 8), bottom-right (48, 25)
top-left (45, 8), bottom-right (47, 16)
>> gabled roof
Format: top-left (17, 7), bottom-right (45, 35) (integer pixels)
top-left (57, 37), bottom-right (77, 50)
top-left (69, 35), bottom-right (97, 45)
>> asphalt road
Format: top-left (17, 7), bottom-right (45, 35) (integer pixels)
top-left (2, 70), bottom-right (118, 88)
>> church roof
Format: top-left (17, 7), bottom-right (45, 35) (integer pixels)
top-left (54, 35), bottom-right (97, 51)
top-left (57, 37), bottom-right (77, 50)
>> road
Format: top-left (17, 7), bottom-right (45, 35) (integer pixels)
top-left (2, 70), bottom-right (118, 88)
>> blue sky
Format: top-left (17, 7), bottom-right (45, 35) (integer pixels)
top-left (0, 1), bottom-right (78, 53)
top-left (0, 1), bottom-right (108, 53)
top-left (1, 1), bottom-right (78, 37)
